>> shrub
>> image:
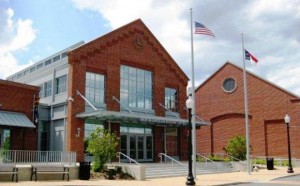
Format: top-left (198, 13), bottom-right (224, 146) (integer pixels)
top-left (224, 135), bottom-right (249, 161)
top-left (86, 128), bottom-right (118, 172)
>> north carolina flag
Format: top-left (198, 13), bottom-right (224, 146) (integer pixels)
top-left (245, 49), bottom-right (258, 63)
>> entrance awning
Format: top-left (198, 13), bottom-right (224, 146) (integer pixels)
top-left (76, 110), bottom-right (210, 126)
top-left (0, 111), bottom-right (36, 128)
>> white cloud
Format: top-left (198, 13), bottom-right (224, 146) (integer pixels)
top-left (0, 8), bottom-right (36, 79)
top-left (71, 0), bottom-right (300, 95)
top-left (71, 0), bottom-right (192, 70)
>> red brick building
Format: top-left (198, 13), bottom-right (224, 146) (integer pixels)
top-left (5, 19), bottom-right (207, 162)
top-left (195, 62), bottom-right (300, 158)
top-left (0, 80), bottom-right (39, 150)
top-left (67, 19), bottom-right (207, 161)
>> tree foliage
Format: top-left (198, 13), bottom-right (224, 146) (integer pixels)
top-left (224, 135), bottom-right (249, 161)
top-left (86, 128), bottom-right (118, 172)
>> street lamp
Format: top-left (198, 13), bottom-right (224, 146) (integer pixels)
top-left (186, 96), bottom-right (195, 185)
top-left (284, 114), bottom-right (294, 173)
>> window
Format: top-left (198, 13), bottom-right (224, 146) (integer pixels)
top-left (17, 73), bottom-right (23, 78)
top-left (120, 65), bottom-right (153, 109)
top-left (165, 88), bottom-right (178, 112)
top-left (0, 129), bottom-right (11, 150)
top-left (44, 59), bottom-right (52, 66)
top-left (30, 66), bottom-right (36, 73)
top-left (37, 63), bottom-right (43, 69)
top-left (222, 78), bottom-right (236, 93)
top-left (23, 70), bottom-right (29, 76)
top-left (39, 84), bottom-right (44, 98)
top-left (44, 81), bottom-right (52, 97)
top-left (85, 72), bottom-right (105, 104)
top-left (84, 123), bottom-right (103, 139)
top-left (61, 52), bottom-right (68, 58)
top-left (39, 121), bottom-right (50, 151)
top-left (56, 75), bottom-right (67, 94)
top-left (53, 55), bottom-right (60, 62)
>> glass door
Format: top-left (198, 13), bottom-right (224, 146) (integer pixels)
top-left (146, 136), bottom-right (153, 159)
top-left (137, 136), bottom-right (144, 159)
top-left (129, 136), bottom-right (137, 159)
top-left (120, 124), bottom-right (153, 162)
top-left (120, 135), bottom-right (127, 159)
top-left (125, 134), bottom-right (153, 161)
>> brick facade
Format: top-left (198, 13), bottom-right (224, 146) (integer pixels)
top-left (0, 80), bottom-right (40, 150)
top-left (195, 62), bottom-right (300, 158)
top-left (67, 19), bottom-right (189, 161)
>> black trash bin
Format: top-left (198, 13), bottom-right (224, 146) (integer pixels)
top-left (266, 158), bottom-right (274, 170)
top-left (79, 161), bottom-right (91, 180)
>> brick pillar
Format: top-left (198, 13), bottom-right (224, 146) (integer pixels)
top-left (67, 56), bottom-right (86, 162)
top-left (153, 126), bottom-right (164, 162)
top-left (110, 122), bottom-right (120, 162)
top-left (110, 122), bottom-right (120, 150)
top-left (178, 126), bottom-right (188, 160)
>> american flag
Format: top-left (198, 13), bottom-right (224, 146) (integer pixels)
top-left (195, 22), bottom-right (215, 37)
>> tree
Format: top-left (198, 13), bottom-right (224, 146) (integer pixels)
top-left (86, 127), bottom-right (118, 172)
top-left (224, 135), bottom-right (249, 161)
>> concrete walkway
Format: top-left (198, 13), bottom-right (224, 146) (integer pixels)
top-left (0, 167), bottom-right (299, 186)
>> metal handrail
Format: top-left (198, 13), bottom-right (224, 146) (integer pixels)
top-left (116, 152), bottom-right (140, 165)
top-left (0, 150), bottom-right (76, 165)
top-left (158, 153), bottom-right (184, 166)
top-left (196, 153), bottom-right (222, 170)
top-left (198, 152), bottom-right (243, 162)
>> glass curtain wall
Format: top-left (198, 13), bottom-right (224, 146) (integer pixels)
top-left (120, 65), bottom-right (153, 110)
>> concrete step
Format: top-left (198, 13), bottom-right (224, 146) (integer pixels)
top-left (145, 162), bottom-right (238, 179)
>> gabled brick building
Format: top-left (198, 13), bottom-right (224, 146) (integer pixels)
top-left (67, 19), bottom-right (208, 161)
top-left (7, 19), bottom-right (208, 162)
top-left (195, 62), bottom-right (300, 158)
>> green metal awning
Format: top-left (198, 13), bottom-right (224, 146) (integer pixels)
top-left (0, 111), bottom-right (36, 128)
top-left (76, 110), bottom-right (210, 126)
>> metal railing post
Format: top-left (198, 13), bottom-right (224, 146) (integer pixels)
top-left (14, 150), bottom-right (16, 164)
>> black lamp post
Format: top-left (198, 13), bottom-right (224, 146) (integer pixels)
top-left (186, 96), bottom-right (195, 185)
top-left (284, 114), bottom-right (294, 173)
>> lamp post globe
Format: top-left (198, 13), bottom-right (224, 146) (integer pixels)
top-left (186, 96), bottom-right (195, 185)
top-left (284, 114), bottom-right (294, 173)
top-left (186, 96), bottom-right (193, 109)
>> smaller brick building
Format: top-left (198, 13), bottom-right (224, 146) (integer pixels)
top-left (0, 80), bottom-right (39, 150)
top-left (196, 62), bottom-right (300, 159)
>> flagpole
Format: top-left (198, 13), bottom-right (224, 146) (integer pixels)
top-left (190, 8), bottom-right (197, 178)
top-left (242, 33), bottom-right (251, 175)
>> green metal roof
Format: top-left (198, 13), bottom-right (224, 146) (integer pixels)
top-left (0, 111), bottom-right (36, 128)
top-left (76, 110), bottom-right (210, 126)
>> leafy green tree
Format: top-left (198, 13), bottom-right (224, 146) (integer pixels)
top-left (224, 135), bottom-right (249, 161)
top-left (2, 137), bottom-right (10, 150)
top-left (86, 128), bottom-right (118, 172)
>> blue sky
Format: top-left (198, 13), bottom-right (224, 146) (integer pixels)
top-left (1, 0), bottom-right (300, 95)
top-left (1, 0), bottom-right (108, 66)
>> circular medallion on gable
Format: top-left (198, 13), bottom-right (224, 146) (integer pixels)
top-left (133, 38), bottom-right (144, 51)
top-left (222, 77), bottom-right (236, 93)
